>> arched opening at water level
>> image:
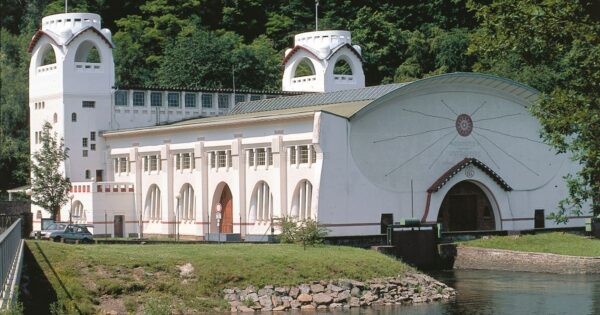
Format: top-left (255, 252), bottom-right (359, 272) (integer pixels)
top-left (437, 181), bottom-right (496, 231)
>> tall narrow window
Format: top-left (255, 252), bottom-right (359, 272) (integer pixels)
top-left (115, 91), bottom-right (128, 106)
top-left (218, 94), bottom-right (230, 109)
top-left (256, 148), bottom-right (266, 166)
top-left (119, 157), bottom-right (128, 173)
top-left (144, 185), bottom-right (162, 220)
top-left (267, 148), bottom-right (273, 165)
top-left (90, 131), bottom-right (96, 141)
top-left (150, 92), bottom-right (162, 107)
top-left (248, 149), bottom-right (254, 166)
top-left (168, 92), bottom-right (180, 107)
top-left (185, 94), bottom-right (196, 108)
top-left (290, 146), bottom-right (296, 165)
top-left (178, 184), bottom-right (195, 220)
top-left (85, 170), bottom-right (90, 179)
top-left (133, 91), bottom-right (145, 106)
top-left (209, 152), bottom-right (215, 168)
top-left (310, 145), bottom-right (317, 163)
top-left (90, 144), bottom-right (96, 151)
top-left (182, 153), bottom-right (191, 169)
top-left (53, 113), bottom-right (58, 123)
top-left (217, 151), bottom-right (227, 168)
top-left (202, 94), bottom-right (213, 108)
top-left (82, 138), bottom-right (88, 147)
top-left (249, 181), bottom-right (273, 222)
top-left (299, 145), bottom-right (309, 164)
top-left (291, 180), bottom-right (313, 220)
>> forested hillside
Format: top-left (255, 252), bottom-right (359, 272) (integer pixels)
top-left (1, 0), bottom-right (598, 218)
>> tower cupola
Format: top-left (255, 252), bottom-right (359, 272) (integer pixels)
top-left (282, 30), bottom-right (365, 93)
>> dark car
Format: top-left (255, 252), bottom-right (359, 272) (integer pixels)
top-left (47, 224), bottom-right (94, 243)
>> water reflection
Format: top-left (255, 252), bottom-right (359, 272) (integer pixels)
top-left (310, 270), bottom-right (600, 315)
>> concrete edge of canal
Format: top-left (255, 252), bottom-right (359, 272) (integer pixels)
top-left (439, 244), bottom-right (600, 274)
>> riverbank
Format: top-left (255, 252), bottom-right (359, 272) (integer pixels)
top-left (463, 232), bottom-right (600, 256)
top-left (450, 232), bottom-right (600, 274)
top-left (22, 240), bottom-right (453, 314)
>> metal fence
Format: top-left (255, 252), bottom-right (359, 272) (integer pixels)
top-left (0, 218), bottom-right (23, 309)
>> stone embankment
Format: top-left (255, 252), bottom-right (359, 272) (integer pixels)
top-left (454, 246), bottom-right (600, 274)
top-left (224, 272), bottom-right (455, 312)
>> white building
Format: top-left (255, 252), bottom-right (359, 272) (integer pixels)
top-left (28, 12), bottom-right (590, 239)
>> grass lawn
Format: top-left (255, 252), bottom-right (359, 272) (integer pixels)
top-left (462, 232), bottom-right (600, 257)
top-left (25, 241), bottom-right (412, 314)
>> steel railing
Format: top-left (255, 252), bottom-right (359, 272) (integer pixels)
top-left (0, 218), bottom-right (24, 309)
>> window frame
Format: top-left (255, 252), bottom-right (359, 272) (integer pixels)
top-left (184, 93), bottom-right (197, 108)
top-left (202, 94), bottom-right (213, 108)
top-left (150, 92), bottom-right (162, 107)
top-left (167, 92), bottom-right (180, 108)
top-left (133, 91), bottom-right (145, 106)
top-left (115, 91), bottom-right (128, 106)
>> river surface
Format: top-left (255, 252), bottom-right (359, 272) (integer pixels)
top-left (312, 270), bottom-right (600, 315)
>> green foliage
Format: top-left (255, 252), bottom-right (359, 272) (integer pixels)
top-left (276, 216), bottom-right (328, 249)
top-left (30, 122), bottom-right (70, 220)
top-left (469, 0), bottom-right (600, 220)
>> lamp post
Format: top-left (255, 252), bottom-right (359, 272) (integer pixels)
top-left (175, 193), bottom-right (181, 241)
top-left (68, 192), bottom-right (74, 224)
top-left (216, 203), bottom-right (222, 244)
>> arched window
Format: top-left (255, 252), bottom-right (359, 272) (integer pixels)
top-left (75, 41), bottom-right (101, 63)
top-left (40, 45), bottom-right (56, 66)
top-left (144, 184), bottom-right (161, 220)
top-left (248, 181), bottom-right (273, 222)
top-left (333, 58), bottom-right (353, 75)
top-left (72, 200), bottom-right (86, 223)
top-left (53, 113), bottom-right (58, 123)
top-left (177, 184), bottom-right (195, 221)
top-left (294, 58), bottom-right (315, 77)
top-left (71, 112), bottom-right (77, 122)
top-left (290, 180), bottom-right (313, 220)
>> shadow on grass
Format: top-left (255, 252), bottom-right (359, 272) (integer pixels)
top-left (20, 242), bottom-right (82, 315)
top-left (20, 242), bottom-right (57, 314)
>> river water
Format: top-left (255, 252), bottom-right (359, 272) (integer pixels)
top-left (313, 270), bottom-right (600, 315)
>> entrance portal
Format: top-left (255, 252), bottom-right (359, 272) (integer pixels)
top-left (437, 181), bottom-right (495, 231)
top-left (212, 184), bottom-right (233, 233)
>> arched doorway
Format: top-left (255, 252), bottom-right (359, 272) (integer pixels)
top-left (437, 181), bottom-right (496, 231)
top-left (212, 184), bottom-right (233, 233)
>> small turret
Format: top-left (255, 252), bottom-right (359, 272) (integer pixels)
top-left (282, 30), bottom-right (365, 93)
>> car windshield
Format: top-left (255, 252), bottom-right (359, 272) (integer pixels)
top-left (44, 223), bottom-right (66, 230)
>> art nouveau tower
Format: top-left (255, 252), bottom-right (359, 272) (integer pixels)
top-left (29, 13), bottom-right (114, 183)
top-left (282, 30), bottom-right (365, 92)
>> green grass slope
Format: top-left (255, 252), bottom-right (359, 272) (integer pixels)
top-left (463, 232), bottom-right (600, 257)
top-left (26, 241), bottom-right (412, 314)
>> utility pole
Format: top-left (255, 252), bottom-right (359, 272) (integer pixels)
top-left (315, 1), bottom-right (319, 31)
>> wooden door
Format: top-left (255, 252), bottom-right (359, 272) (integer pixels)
top-left (220, 185), bottom-right (233, 233)
top-left (114, 215), bottom-right (124, 238)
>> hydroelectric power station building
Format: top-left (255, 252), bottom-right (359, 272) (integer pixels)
top-left (28, 12), bottom-right (590, 238)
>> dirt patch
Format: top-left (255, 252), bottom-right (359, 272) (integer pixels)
top-left (98, 295), bottom-right (126, 315)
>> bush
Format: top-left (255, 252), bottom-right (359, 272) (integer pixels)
top-left (276, 216), bottom-right (328, 249)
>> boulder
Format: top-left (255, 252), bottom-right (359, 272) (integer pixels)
top-left (299, 284), bottom-right (311, 294)
top-left (349, 297), bottom-right (360, 308)
top-left (310, 284), bottom-right (325, 293)
top-left (290, 300), bottom-right (301, 309)
top-left (334, 290), bottom-right (351, 303)
top-left (350, 287), bottom-right (361, 297)
top-left (288, 287), bottom-right (300, 298)
top-left (259, 295), bottom-right (272, 308)
top-left (297, 293), bottom-right (313, 303)
top-left (313, 293), bottom-right (333, 305)
top-left (300, 304), bottom-right (316, 310)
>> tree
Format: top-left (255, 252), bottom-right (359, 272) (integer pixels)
top-left (468, 0), bottom-right (600, 221)
top-left (30, 122), bottom-right (70, 220)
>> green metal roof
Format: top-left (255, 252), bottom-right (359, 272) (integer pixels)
top-left (229, 83), bottom-right (408, 115)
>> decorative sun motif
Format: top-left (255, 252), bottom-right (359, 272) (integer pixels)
top-left (455, 114), bottom-right (473, 137)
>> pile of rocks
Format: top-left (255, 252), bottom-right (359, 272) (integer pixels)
top-left (224, 272), bottom-right (455, 312)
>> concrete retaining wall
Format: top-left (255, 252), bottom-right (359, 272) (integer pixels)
top-left (454, 246), bottom-right (600, 274)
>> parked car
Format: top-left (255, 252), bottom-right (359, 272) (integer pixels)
top-left (30, 222), bottom-right (67, 239)
top-left (43, 224), bottom-right (94, 243)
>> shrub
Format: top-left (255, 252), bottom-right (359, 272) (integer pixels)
top-left (276, 216), bottom-right (328, 249)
